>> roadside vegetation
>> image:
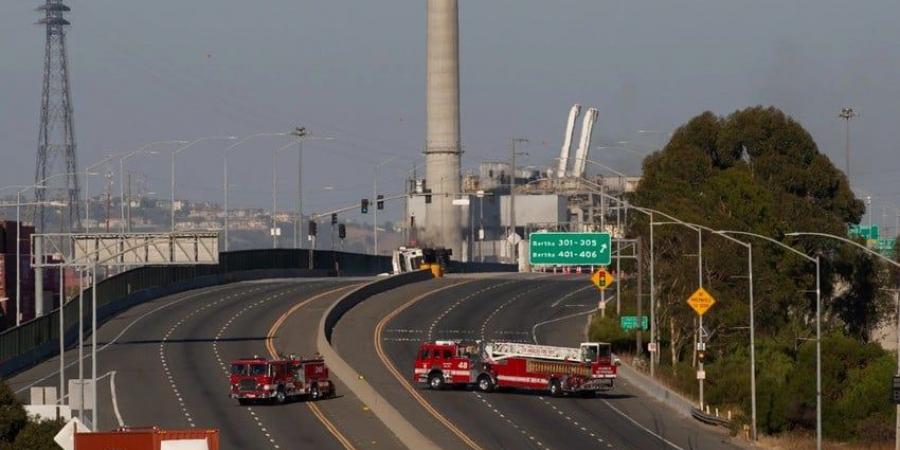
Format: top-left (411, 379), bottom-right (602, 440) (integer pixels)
top-left (589, 106), bottom-right (898, 445)
top-left (0, 379), bottom-right (65, 449)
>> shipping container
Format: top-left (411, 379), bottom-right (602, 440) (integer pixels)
top-left (75, 427), bottom-right (219, 450)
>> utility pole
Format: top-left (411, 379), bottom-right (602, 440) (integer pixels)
top-left (509, 138), bottom-right (528, 263)
top-left (839, 106), bottom-right (857, 179)
top-left (104, 170), bottom-right (112, 232)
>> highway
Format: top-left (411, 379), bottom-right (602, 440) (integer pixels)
top-left (8, 279), bottom-right (402, 450)
top-left (333, 273), bottom-right (745, 450)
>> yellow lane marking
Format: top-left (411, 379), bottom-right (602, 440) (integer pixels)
top-left (374, 279), bottom-right (485, 450)
top-left (267, 284), bottom-right (361, 450)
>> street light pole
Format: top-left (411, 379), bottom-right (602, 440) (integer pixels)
top-left (222, 132), bottom-right (291, 251)
top-left (119, 143), bottom-right (170, 232)
top-left (272, 142), bottom-right (299, 248)
top-left (170, 137), bottom-right (234, 232)
top-left (839, 107), bottom-right (857, 178)
top-left (786, 231), bottom-right (900, 450)
top-left (509, 138), bottom-right (528, 263)
top-left (374, 156), bottom-right (400, 256)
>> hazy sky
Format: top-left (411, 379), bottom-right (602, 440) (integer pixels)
top-left (2, 1), bottom-right (899, 227)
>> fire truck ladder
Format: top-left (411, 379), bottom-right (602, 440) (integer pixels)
top-left (484, 342), bottom-right (582, 362)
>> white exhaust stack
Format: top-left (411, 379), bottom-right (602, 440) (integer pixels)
top-left (571, 107), bottom-right (599, 178)
top-left (556, 104), bottom-right (581, 178)
top-left (424, 0), bottom-right (463, 257)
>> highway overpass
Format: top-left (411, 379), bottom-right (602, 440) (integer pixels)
top-left (4, 256), bottom-right (744, 449)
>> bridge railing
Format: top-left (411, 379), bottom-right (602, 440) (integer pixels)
top-left (0, 248), bottom-right (391, 377)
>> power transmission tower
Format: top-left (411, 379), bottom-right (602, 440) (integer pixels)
top-left (35, 0), bottom-right (81, 233)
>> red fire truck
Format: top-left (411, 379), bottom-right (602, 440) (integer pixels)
top-left (413, 340), bottom-right (618, 396)
top-left (229, 356), bottom-right (334, 404)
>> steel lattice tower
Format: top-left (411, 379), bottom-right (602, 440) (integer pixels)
top-left (34, 0), bottom-right (81, 233)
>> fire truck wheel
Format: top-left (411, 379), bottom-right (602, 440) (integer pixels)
top-left (549, 379), bottom-right (563, 397)
top-left (428, 372), bottom-right (445, 390)
top-left (275, 388), bottom-right (286, 404)
top-left (309, 384), bottom-right (320, 401)
top-left (477, 375), bottom-right (495, 393)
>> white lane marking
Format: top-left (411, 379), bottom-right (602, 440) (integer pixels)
top-left (550, 285), bottom-right (594, 307)
top-left (531, 288), bottom-right (684, 450)
top-left (479, 288), bottom-right (536, 341)
top-left (212, 284), bottom-right (317, 449)
top-left (14, 283), bottom-right (240, 394)
top-left (426, 281), bottom-right (517, 340)
top-left (161, 285), bottom-right (266, 428)
top-left (110, 371), bottom-right (125, 427)
top-left (531, 306), bottom-right (601, 345)
top-left (472, 392), bottom-right (550, 450)
top-left (601, 399), bottom-right (684, 450)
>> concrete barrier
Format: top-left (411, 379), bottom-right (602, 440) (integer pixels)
top-left (317, 271), bottom-right (439, 450)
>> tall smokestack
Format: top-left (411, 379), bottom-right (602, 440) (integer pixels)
top-left (424, 0), bottom-right (462, 257)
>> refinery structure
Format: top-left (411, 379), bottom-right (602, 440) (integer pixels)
top-left (413, 1), bottom-right (639, 264)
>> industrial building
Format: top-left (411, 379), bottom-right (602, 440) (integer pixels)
top-left (407, 98), bottom-right (644, 264)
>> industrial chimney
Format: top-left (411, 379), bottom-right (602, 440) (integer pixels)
top-left (424, 0), bottom-right (463, 257)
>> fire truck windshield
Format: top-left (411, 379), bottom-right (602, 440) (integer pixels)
top-left (581, 344), bottom-right (599, 363)
top-left (231, 363), bottom-right (268, 376)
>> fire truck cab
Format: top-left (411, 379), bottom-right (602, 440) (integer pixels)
top-left (229, 356), bottom-right (334, 405)
top-left (413, 340), bottom-right (618, 396)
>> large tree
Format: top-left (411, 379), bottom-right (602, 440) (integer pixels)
top-left (630, 106), bottom-right (884, 360)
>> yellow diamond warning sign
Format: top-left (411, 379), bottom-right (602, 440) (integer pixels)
top-left (590, 268), bottom-right (615, 291)
top-left (687, 287), bottom-right (716, 316)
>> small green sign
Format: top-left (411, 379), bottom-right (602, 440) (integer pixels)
top-left (850, 224), bottom-right (880, 240)
top-left (620, 316), bottom-right (649, 331)
top-left (528, 232), bottom-right (612, 266)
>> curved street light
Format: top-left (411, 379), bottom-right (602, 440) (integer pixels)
top-left (222, 132), bottom-right (291, 251)
top-left (171, 136), bottom-right (237, 231)
top-left (785, 230), bottom-right (898, 450)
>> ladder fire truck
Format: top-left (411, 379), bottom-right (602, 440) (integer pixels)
top-left (413, 340), bottom-right (618, 396)
top-left (229, 355), bottom-right (334, 405)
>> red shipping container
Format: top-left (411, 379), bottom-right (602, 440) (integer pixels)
top-left (75, 427), bottom-right (220, 450)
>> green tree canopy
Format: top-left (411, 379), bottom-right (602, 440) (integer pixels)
top-left (0, 380), bottom-right (26, 445)
top-left (631, 106), bottom-right (885, 346)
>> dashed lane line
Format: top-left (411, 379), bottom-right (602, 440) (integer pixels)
top-left (161, 285), bottom-right (268, 427)
top-left (538, 396), bottom-right (613, 448)
top-left (210, 285), bottom-right (318, 448)
top-left (473, 392), bottom-right (550, 450)
top-left (14, 284), bottom-right (240, 395)
top-left (265, 284), bottom-right (362, 450)
top-left (426, 280), bottom-right (518, 340)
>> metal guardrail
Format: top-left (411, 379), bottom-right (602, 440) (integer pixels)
top-left (691, 407), bottom-right (732, 427)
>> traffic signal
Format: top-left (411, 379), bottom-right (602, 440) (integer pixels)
top-left (338, 223), bottom-right (346, 240)
top-left (424, 189), bottom-right (432, 204)
top-left (377, 194), bottom-right (384, 210)
top-left (361, 198), bottom-right (369, 214)
top-left (308, 220), bottom-right (317, 237)
top-left (331, 213), bottom-right (338, 225)
top-left (698, 349), bottom-right (706, 363)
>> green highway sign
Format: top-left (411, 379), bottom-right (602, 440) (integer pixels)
top-left (528, 232), bottom-right (612, 266)
top-left (620, 316), bottom-right (649, 331)
top-left (850, 224), bottom-right (880, 240)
